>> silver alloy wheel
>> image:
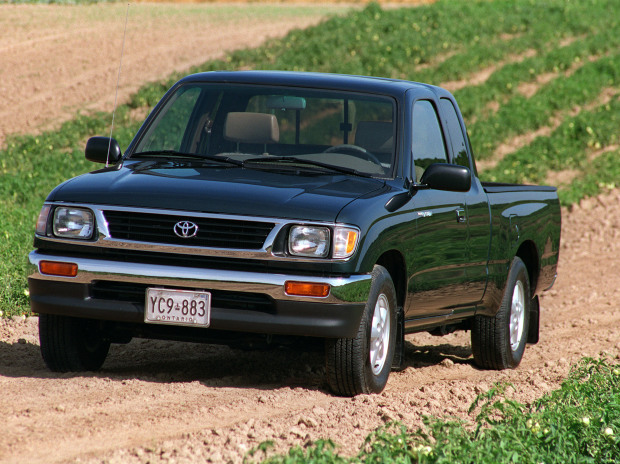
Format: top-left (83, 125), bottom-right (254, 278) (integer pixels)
top-left (370, 293), bottom-right (390, 375)
top-left (509, 280), bottom-right (526, 351)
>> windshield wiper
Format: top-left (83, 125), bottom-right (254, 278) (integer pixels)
top-left (243, 156), bottom-right (373, 178)
top-left (132, 150), bottom-right (243, 166)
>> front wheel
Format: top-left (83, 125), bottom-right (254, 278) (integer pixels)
top-left (39, 314), bottom-right (111, 372)
top-left (471, 256), bottom-right (530, 369)
top-left (326, 265), bottom-right (397, 396)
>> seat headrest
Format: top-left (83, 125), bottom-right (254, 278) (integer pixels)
top-left (355, 121), bottom-right (393, 153)
top-left (224, 112), bottom-right (279, 144)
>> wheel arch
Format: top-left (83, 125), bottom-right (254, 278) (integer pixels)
top-left (375, 250), bottom-right (406, 310)
top-left (374, 250), bottom-right (407, 371)
top-left (515, 240), bottom-right (539, 298)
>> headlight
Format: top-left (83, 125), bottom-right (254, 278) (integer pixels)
top-left (53, 207), bottom-right (94, 239)
top-left (288, 226), bottom-right (330, 258)
top-left (287, 225), bottom-right (359, 259)
top-left (333, 227), bottom-right (359, 259)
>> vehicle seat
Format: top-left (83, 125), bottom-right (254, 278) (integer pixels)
top-left (224, 112), bottom-right (280, 153)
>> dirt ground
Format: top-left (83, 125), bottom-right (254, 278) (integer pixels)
top-left (1, 3), bottom-right (619, 464)
top-left (0, 3), bottom-right (348, 147)
top-left (1, 190), bottom-right (618, 464)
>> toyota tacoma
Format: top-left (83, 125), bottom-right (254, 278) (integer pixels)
top-left (28, 71), bottom-right (561, 396)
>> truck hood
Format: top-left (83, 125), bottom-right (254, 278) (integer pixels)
top-left (48, 160), bottom-right (386, 222)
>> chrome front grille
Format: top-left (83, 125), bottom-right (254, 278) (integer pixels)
top-left (102, 210), bottom-right (274, 250)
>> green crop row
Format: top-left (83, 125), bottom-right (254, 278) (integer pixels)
top-left (484, 94), bottom-right (620, 203)
top-left (468, 52), bottom-right (620, 160)
top-left (248, 358), bottom-right (620, 464)
top-left (455, 27), bottom-right (620, 126)
top-left (130, 0), bottom-right (620, 109)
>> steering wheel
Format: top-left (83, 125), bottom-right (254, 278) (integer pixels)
top-left (323, 144), bottom-right (382, 165)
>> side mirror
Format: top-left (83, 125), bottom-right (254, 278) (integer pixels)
top-left (85, 137), bottom-right (122, 164)
top-left (419, 163), bottom-right (471, 192)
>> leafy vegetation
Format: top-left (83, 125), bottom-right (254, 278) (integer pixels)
top-left (1, 0), bottom-right (618, 317)
top-left (484, 95), bottom-right (620, 191)
top-left (247, 357), bottom-right (620, 464)
top-left (0, 108), bottom-right (141, 316)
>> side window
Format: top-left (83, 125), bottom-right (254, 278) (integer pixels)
top-left (440, 98), bottom-right (470, 169)
top-left (411, 100), bottom-right (447, 181)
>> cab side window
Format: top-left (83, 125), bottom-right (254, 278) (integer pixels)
top-left (440, 98), bottom-right (471, 169)
top-left (411, 100), bottom-right (447, 182)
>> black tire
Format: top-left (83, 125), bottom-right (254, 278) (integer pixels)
top-left (326, 265), bottom-right (397, 396)
top-left (39, 314), bottom-right (110, 372)
top-left (472, 256), bottom-right (530, 370)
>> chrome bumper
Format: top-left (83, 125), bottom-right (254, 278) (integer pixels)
top-left (28, 251), bottom-right (372, 305)
top-left (28, 251), bottom-right (371, 338)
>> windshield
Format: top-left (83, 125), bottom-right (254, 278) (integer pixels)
top-left (132, 83), bottom-right (397, 177)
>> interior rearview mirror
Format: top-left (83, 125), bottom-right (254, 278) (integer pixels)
top-left (266, 96), bottom-right (307, 111)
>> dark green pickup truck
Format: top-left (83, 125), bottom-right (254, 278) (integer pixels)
top-left (28, 71), bottom-right (561, 396)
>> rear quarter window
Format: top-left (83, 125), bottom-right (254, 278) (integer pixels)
top-left (440, 98), bottom-right (471, 170)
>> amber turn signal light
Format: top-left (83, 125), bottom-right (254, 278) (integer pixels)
top-left (284, 281), bottom-right (330, 298)
top-left (39, 261), bottom-right (78, 277)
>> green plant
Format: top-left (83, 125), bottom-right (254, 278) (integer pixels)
top-left (484, 95), bottom-right (620, 204)
top-left (248, 440), bottom-right (348, 464)
top-left (246, 357), bottom-right (620, 464)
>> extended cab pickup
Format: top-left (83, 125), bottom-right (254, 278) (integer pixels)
top-left (29, 71), bottom-right (561, 396)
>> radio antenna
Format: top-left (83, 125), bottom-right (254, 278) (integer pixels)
top-left (107, 3), bottom-right (130, 167)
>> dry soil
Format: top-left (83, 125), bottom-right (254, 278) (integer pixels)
top-left (0, 3), bottom-right (347, 146)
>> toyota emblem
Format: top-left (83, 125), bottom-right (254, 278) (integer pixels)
top-left (173, 221), bottom-right (199, 238)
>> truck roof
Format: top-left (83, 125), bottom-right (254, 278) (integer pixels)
top-left (179, 70), bottom-right (448, 100)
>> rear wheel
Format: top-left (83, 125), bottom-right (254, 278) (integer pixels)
top-left (326, 265), bottom-right (397, 396)
top-left (472, 256), bottom-right (530, 369)
top-left (39, 314), bottom-right (110, 372)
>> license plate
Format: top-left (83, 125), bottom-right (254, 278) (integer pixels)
top-left (145, 288), bottom-right (211, 327)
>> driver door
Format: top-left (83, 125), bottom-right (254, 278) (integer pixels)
top-left (404, 100), bottom-right (470, 319)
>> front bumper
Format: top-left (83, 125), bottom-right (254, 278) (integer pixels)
top-left (28, 251), bottom-right (371, 338)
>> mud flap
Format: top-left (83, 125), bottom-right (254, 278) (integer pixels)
top-left (527, 295), bottom-right (540, 344)
top-left (391, 306), bottom-right (405, 370)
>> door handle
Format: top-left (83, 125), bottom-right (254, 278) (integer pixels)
top-left (456, 208), bottom-right (467, 223)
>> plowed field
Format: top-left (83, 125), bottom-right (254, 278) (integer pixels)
top-left (0, 3), bottom-right (347, 145)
